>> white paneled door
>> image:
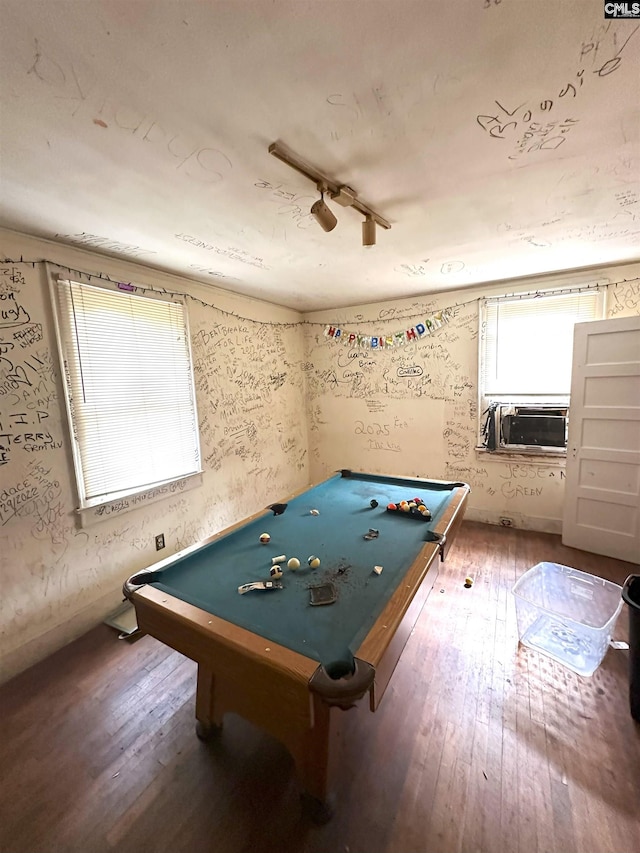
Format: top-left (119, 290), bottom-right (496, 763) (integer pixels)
top-left (562, 315), bottom-right (640, 564)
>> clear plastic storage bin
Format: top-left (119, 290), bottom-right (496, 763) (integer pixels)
top-left (512, 562), bottom-right (623, 677)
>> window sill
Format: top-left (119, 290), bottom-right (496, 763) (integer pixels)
top-left (76, 472), bottom-right (203, 528)
top-left (475, 446), bottom-right (566, 464)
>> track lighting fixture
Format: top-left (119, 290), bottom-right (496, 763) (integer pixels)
top-left (268, 141), bottom-right (391, 245)
top-left (362, 214), bottom-right (376, 248)
top-left (310, 186), bottom-right (338, 232)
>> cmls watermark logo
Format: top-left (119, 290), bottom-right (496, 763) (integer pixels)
top-left (604, 1), bottom-right (640, 16)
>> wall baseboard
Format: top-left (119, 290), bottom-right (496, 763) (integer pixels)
top-left (465, 507), bottom-right (562, 536)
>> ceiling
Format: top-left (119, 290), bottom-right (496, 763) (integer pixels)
top-left (1, 0), bottom-right (639, 312)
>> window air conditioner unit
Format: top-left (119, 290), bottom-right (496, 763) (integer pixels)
top-left (499, 405), bottom-right (568, 449)
top-left (484, 403), bottom-right (569, 451)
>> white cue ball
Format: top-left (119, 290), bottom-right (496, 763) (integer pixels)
top-left (307, 556), bottom-right (320, 569)
top-left (287, 557), bottom-right (301, 570)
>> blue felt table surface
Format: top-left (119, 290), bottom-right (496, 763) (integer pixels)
top-left (151, 473), bottom-right (455, 668)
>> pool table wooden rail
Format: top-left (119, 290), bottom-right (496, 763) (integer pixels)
top-left (361, 479), bottom-right (469, 709)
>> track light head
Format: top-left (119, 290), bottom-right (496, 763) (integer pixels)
top-left (311, 190), bottom-right (338, 232)
top-left (362, 214), bottom-right (376, 248)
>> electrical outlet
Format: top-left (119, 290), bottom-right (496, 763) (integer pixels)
top-left (499, 517), bottom-right (513, 528)
top-left (155, 533), bottom-right (165, 550)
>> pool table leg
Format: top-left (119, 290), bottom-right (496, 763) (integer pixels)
top-left (193, 662), bottom-right (350, 823)
top-left (289, 697), bottom-right (349, 823)
top-left (195, 665), bottom-right (223, 739)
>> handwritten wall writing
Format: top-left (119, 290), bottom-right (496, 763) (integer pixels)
top-left (0, 267), bottom-right (61, 469)
top-left (191, 315), bottom-right (307, 489)
top-left (444, 463), bottom-right (490, 489)
top-left (541, 221), bottom-right (640, 247)
top-left (476, 21), bottom-right (639, 160)
top-left (443, 423), bottom-right (474, 460)
top-left (12, 324), bottom-right (43, 349)
top-left (0, 290), bottom-right (31, 327)
top-left (254, 180), bottom-right (316, 230)
top-left (54, 232), bottom-right (157, 258)
top-left (90, 476), bottom-right (195, 520)
top-left (615, 190), bottom-right (639, 215)
top-left (175, 234), bottom-right (270, 270)
top-left (607, 278), bottom-right (640, 317)
top-left (188, 264), bottom-right (238, 281)
top-left (496, 213), bottom-right (640, 252)
top-left (477, 100), bottom-right (579, 160)
top-left (396, 263), bottom-right (430, 278)
top-left (441, 261), bottom-right (466, 275)
top-left (25, 38), bottom-right (233, 184)
top-left (324, 85), bottom-right (394, 143)
top-left (500, 483), bottom-right (543, 499)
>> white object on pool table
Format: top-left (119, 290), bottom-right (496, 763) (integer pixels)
top-left (238, 580), bottom-right (283, 594)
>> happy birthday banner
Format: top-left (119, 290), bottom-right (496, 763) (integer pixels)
top-left (323, 308), bottom-right (452, 348)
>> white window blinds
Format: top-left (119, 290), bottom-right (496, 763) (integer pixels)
top-left (52, 277), bottom-right (201, 507)
top-left (480, 289), bottom-right (602, 397)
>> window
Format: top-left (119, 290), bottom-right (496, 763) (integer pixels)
top-left (51, 275), bottom-right (201, 508)
top-left (478, 288), bottom-right (603, 453)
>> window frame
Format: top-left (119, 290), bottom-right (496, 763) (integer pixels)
top-left (49, 270), bottom-right (202, 511)
top-left (477, 287), bottom-right (605, 456)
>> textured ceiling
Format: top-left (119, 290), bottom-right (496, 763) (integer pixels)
top-left (1, 0), bottom-right (639, 311)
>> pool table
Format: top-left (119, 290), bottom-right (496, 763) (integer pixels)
top-left (124, 470), bottom-right (469, 819)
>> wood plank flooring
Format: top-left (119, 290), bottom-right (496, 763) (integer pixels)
top-left (1, 521), bottom-right (638, 853)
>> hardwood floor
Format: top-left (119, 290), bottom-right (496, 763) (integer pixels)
top-left (1, 521), bottom-right (638, 853)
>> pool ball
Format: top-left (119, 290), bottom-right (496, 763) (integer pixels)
top-left (259, 533), bottom-right (271, 544)
top-left (270, 565), bottom-right (283, 579)
top-left (307, 556), bottom-right (320, 569)
top-left (287, 557), bottom-right (301, 570)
